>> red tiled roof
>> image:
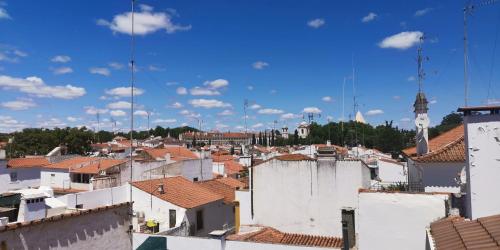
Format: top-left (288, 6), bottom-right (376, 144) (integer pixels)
top-left (197, 180), bottom-right (236, 204)
top-left (430, 214), bottom-right (500, 250)
top-left (44, 157), bottom-right (126, 174)
top-left (212, 154), bottom-right (235, 162)
top-left (403, 124), bottom-right (464, 157)
top-left (144, 147), bottom-right (198, 161)
top-left (132, 176), bottom-right (224, 209)
top-left (227, 226), bottom-right (343, 248)
top-left (413, 137), bottom-right (465, 163)
top-left (215, 177), bottom-right (246, 189)
top-left (276, 154), bottom-right (314, 161)
top-left (7, 157), bottom-right (49, 169)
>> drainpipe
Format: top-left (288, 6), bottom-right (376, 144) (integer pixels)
top-left (342, 220), bottom-right (349, 250)
top-left (233, 201), bottom-right (240, 234)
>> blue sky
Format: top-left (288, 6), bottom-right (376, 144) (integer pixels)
top-left (1, 0), bottom-right (499, 133)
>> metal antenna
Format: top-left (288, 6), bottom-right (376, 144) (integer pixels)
top-left (417, 35), bottom-right (428, 93)
top-left (96, 113), bottom-right (100, 143)
top-left (244, 99), bottom-right (249, 134)
top-left (147, 110), bottom-right (150, 137)
top-left (129, 0), bottom-right (135, 220)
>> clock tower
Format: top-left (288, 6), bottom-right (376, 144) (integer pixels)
top-left (414, 36), bottom-right (430, 156)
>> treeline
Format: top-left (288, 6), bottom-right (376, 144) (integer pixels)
top-left (253, 112), bottom-right (463, 156)
top-left (4, 126), bottom-right (197, 158)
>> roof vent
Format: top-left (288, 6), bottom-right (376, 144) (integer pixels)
top-left (157, 184), bottom-right (165, 194)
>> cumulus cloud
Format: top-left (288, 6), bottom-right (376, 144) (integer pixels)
top-left (362, 12), bottom-right (377, 23)
top-left (302, 107), bottom-right (322, 114)
top-left (247, 85), bottom-right (254, 91)
top-left (107, 101), bottom-right (131, 109)
top-left (204, 79), bottom-right (229, 89)
top-left (218, 110), bottom-right (234, 116)
top-left (407, 76), bottom-right (416, 81)
top-left (258, 108), bottom-right (284, 115)
top-left (188, 99), bottom-right (231, 109)
top-left (250, 104), bottom-right (261, 110)
top-left (134, 110), bottom-right (149, 117)
top-left (67, 116), bottom-right (79, 122)
top-left (108, 62), bottom-right (124, 70)
top-left (190, 87), bottom-right (220, 96)
top-left (281, 113), bottom-right (301, 120)
top-left (1, 98), bottom-right (36, 110)
top-left (252, 61), bottom-right (269, 70)
top-left (52, 66), bottom-right (73, 75)
top-left (322, 96), bottom-right (333, 102)
top-left (414, 8), bottom-right (433, 17)
top-left (0, 116), bottom-right (27, 133)
top-left (168, 102), bottom-right (183, 109)
top-left (105, 87), bottom-right (144, 97)
top-left (378, 31), bottom-right (423, 50)
top-left (308, 18), bottom-right (325, 28)
top-left (179, 109), bottom-right (200, 118)
top-left (400, 117), bottom-right (411, 122)
top-left (85, 106), bottom-right (109, 115)
top-left (89, 67), bottom-right (110, 76)
top-left (176, 87), bottom-right (187, 95)
top-left (365, 109), bottom-right (384, 116)
top-left (110, 110), bottom-right (126, 117)
top-left (252, 123), bottom-right (264, 128)
top-left (0, 75), bottom-right (86, 99)
top-left (154, 118), bottom-right (177, 123)
top-left (0, 6), bottom-right (10, 20)
top-left (38, 118), bottom-right (67, 128)
top-left (97, 4), bottom-right (191, 36)
top-left (51, 55), bottom-right (71, 63)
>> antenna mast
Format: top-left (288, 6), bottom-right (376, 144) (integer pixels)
top-left (129, 0), bottom-right (135, 214)
top-left (96, 113), bottom-right (100, 143)
top-left (244, 99), bottom-right (249, 134)
top-left (417, 35), bottom-right (428, 93)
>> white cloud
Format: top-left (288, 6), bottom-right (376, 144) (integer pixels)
top-left (247, 85), bottom-right (254, 91)
top-left (52, 66), bottom-right (73, 75)
top-left (362, 12), bottom-right (377, 23)
top-left (302, 107), bottom-right (322, 114)
top-left (322, 96), bottom-right (332, 102)
top-left (190, 87), bottom-right (220, 96)
top-left (105, 87), bottom-right (144, 97)
top-left (250, 104), bottom-right (261, 110)
top-left (108, 62), bottom-right (124, 70)
top-left (1, 99), bottom-right (36, 110)
top-left (215, 123), bottom-right (229, 130)
top-left (252, 61), bottom-right (269, 70)
top-left (148, 65), bottom-right (165, 71)
top-left (407, 76), bottom-right (416, 81)
top-left (85, 106), bottom-right (109, 115)
top-left (38, 118), bottom-right (66, 128)
top-left (218, 110), bottom-right (234, 116)
top-left (97, 5), bottom-right (191, 36)
top-left (0, 116), bottom-right (27, 133)
top-left (107, 101), bottom-right (131, 109)
top-left (393, 95), bottom-right (401, 100)
top-left (378, 31), bottom-right (423, 50)
top-left (0, 7), bottom-right (10, 20)
top-left (281, 113), bottom-right (301, 120)
top-left (110, 110), bottom-right (126, 117)
top-left (430, 98), bottom-right (437, 104)
top-left (189, 99), bottom-right (231, 109)
top-left (179, 109), bottom-right (200, 119)
top-left (51, 55), bottom-right (71, 63)
top-left (252, 123), bottom-right (264, 128)
top-left (134, 110), bottom-right (149, 117)
top-left (414, 8), bottom-right (433, 17)
top-left (0, 75), bottom-right (86, 99)
top-left (89, 67), bottom-right (111, 76)
top-left (258, 108), bottom-right (284, 115)
top-left (176, 87), bottom-right (187, 95)
top-left (67, 116), bottom-right (79, 122)
top-left (154, 118), bottom-right (177, 123)
top-left (168, 102), bottom-right (183, 109)
top-left (204, 79), bottom-right (229, 89)
top-left (486, 99), bottom-right (500, 105)
top-left (365, 109), bottom-right (384, 116)
top-left (13, 50), bottom-right (27, 57)
top-left (308, 18), bottom-right (325, 29)
top-left (166, 81), bottom-right (179, 86)
top-left (269, 89), bottom-right (277, 94)
top-left (400, 118), bottom-right (411, 122)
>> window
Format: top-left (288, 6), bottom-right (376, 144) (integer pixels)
top-left (341, 209), bottom-right (356, 248)
top-left (9, 172), bottom-right (17, 182)
top-left (193, 177), bottom-right (198, 182)
top-left (76, 204), bottom-right (83, 209)
top-left (50, 173), bottom-right (56, 184)
top-left (169, 209), bottom-right (176, 228)
top-left (196, 210), bottom-right (204, 230)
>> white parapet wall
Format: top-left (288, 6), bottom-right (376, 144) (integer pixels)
top-left (57, 184), bottom-right (129, 209)
top-left (357, 191), bottom-right (449, 250)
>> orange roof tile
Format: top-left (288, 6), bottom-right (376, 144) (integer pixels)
top-left (214, 177), bottom-right (246, 189)
top-left (144, 147), bottom-right (198, 162)
top-left (132, 176), bottom-right (224, 209)
top-left (276, 154), bottom-right (314, 161)
top-left (7, 157), bottom-right (49, 169)
top-left (227, 226), bottom-right (343, 248)
top-left (413, 137), bottom-right (465, 163)
top-left (430, 214), bottom-right (500, 250)
top-left (44, 157), bottom-right (127, 174)
top-left (403, 124), bottom-right (464, 157)
top-left (197, 180), bottom-right (236, 204)
top-left (212, 154), bottom-right (235, 162)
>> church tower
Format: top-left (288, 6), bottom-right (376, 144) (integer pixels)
top-left (282, 125), bottom-right (289, 139)
top-left (414, 37), bottom-right (430, 156)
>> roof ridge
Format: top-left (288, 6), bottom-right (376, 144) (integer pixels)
top-left (414, 136), bottom-right (464, 162)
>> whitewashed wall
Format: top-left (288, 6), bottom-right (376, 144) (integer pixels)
top-left (252, 159), bottom-right (370, 237)
top-left (0, 204), bottom-right (131, 250)
top-left (180, 159), bottom-right (213, 181)
top-left (465, 115), bottom-right (500, 219)
top-left (377, 160), bottom-right (407, 183)
top-left (40, 169), bottom-right (70, 189)
top-left (58, 185), bottom-right (129, 209)
top-left (357, 192), bottom-right (448, 250)
top-left (235, 190), bottom-right (255, 225)
top-left (0, 161), bottom-right (41, 193)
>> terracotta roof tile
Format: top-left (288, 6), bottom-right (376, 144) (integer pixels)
top-left (413, 137), bottom-right (465, 163)
top-left (144, 147), bottom-right (198, 161)
top-left (197, 180), bottom-right (236, 204)
top-left (227, 226), bottom-right (343, 248)
top-left (403, 124), bottom-right (464, 157)
top-left (7, 157), bottom-right (49, 169)
top-left (215, 177), bottom-right (246, 189)
top-left (430, 214), bottom-right (500, 250)
top-left (132, 176), bottom-right (223, 209)
top-left (275, 154), bottom-right (315, 161)
top-left (44, 157), bottom-right (127, 174)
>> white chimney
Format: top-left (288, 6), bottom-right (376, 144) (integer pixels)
top-left (157, 184), bottom-right (165, 194)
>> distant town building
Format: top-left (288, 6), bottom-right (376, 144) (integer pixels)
top-left (180, 132), bottom-right (252, 146)
top-left (297, 121), bottom-right (310, 139)
top-left (281, 126), bottom-right (289, 139)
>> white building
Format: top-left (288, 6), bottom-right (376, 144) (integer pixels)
top-left (0, 157), bottom-right (49, 193)
top-left (132, 176), bottom-right (234, 236)
top-left (249, 154), bottom-right (371, 237)
top-left (297, 121), bottom-right (310, 139)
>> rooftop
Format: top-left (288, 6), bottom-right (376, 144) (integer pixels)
top-left (430, 214), bottom-right (500, 250)
top-left (143, 146), bottom-right (198, 162)
top-left (132, 176), bottom-right (224, 209)
top-left (7, 157), bottom-right (50, 169)
top-left (44, 157), bottom-right (127, 174)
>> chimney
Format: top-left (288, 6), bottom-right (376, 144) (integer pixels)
top-left (157, 184), bottom-right (165, 194)
top-left (326, 140), bottom-right (331, 146)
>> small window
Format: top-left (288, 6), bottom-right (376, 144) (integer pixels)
top-left (196, 210), bottom-right (204, 230)
top-left (76, 204), bottom-right (83, 209)
top-left (193, 177), bottom-right (199, 182)
top-left (26, 199), bottom-right (31, 204)
top-left (169, 209), bottom-right (176, 228)
top-left (9, 172), bottom-right (17, 182)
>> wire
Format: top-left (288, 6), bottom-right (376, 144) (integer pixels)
top-left (487, 7), bottom-right (500, 100)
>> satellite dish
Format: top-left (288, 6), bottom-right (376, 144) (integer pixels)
top-left (415, 115), bottom-right (430, 128)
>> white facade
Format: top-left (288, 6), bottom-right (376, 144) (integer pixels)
top-left (0, 161), bottom-right (42, 193)
top-left (464, 114), bottom-right (500, 219)
top-left (40, 169), bottom-right (71, 189)
top-left (357, 191), bottom-right (449, 250)
top-left (57, 185), bottom-right (129, 209)
top-left (235, 190), bottom-right (255, 226)
top-left (251, 159), bottom-right (371, 237)
top-left (297, 122), bottom-right (309, 139)
top-left (376, 159), bottom-right (407, 183)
